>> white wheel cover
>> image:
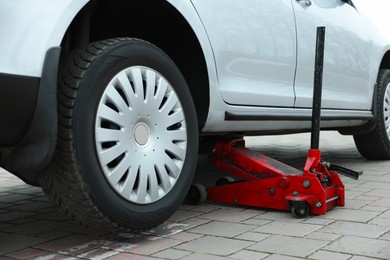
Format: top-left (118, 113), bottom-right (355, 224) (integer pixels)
top-left (95, 66), bottom-right (187, 204)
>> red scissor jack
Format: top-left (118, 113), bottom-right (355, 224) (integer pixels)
top-left (187, 27), bottom-right (361, 217)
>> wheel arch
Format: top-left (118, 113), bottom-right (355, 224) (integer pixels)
top-left (339, 49), bottom-right (390, 136)
top-left (62, 0), bottom-right (211, 129)
top-left (379, 50), bottom-right (390, 70)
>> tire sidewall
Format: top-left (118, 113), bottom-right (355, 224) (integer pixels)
top-left (377, 70), bottom-right (390, 149)
top-left (73, 40), bottom-right (198, 227)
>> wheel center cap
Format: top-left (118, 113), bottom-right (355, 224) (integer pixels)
top-left (134, 122), bottom-right (150, 147)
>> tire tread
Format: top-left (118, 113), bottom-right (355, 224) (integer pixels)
top-left (40, 40), bottom-right (128, 230)
top-left (354, 69), bottom-right (390, 160)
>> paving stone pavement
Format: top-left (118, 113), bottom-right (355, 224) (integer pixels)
top-left (1, 132), bottom-right (390, 259)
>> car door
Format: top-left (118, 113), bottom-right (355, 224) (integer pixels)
top-left (292, 0), bottom-right (374, 110)
top-left (190, 0), bottom-right (297, 107)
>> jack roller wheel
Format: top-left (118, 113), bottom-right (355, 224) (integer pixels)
top-left (186, 183), bottom-right (207, 205)
top-left (290, 202), bottom-right (310, 218)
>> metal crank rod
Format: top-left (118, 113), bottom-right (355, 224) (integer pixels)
top-left (311, 26), bottom-right (325, 150)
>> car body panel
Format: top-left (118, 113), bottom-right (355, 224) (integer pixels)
top-left (202, 106), bottom-right (372, 132)
top-left (292, 0), bottom-right (376, 110)
top-left (190, 0), bottom-right (297, 107)
top-left (167, 0), bottom-right (221, 111)
top-left (0, 0), bottom-right (88, 77)
top-left (190, 0), bottom-right (387, 132)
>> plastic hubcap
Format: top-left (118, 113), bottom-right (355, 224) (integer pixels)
top-left (95, 66), bottom-right (187, 205)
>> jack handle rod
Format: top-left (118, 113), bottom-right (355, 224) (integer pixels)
top-left (311, 26), bottom-right (326, 150)
top-left (328, 164), bottom-right (362, 180)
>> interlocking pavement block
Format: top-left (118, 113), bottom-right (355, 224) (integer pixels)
top-left (248, 235), bottom-right (328, 258)
top-left (305, 231), bottom-right (341, 242)
top-left (140, 222), bottom-right (192, 237)
top-left (252, 221), bottom-right (322, 237)
top-left (378, 210), bottom-right (390, 219)
top-left (230, 250), bottom-right (269, 260)
top-left (369, 217), bottom-right (390, 226)
top-left (309, 250), bottom-right (351, 260)
top-left (263, 254), bottom-right (307, 260)
top-left (104, 235), bottom-right (183, 255)
top-left (152, 248), bottom-right (192, 259)
top-left (180, 217), bottom-right (211, 227)
top-left (364, 189), bottom-right (390, 198)
top-left (320, 220), bottom-right (389, 238)
top-left (321, 208), bottom-right (379, 222)
top-left (343, 199), bottom-right (369, 209)
top-left (168, 231), bottom-right (204, 242)
top-left (6, 248), bottom-right (47, 259)
top-left (199, 209), bottom-right (259, 223)
top-left (0, 211), bottom-right (37, 223)
top-left (188, 221), bottom-right (256, 238)
top-left (370, 197), bottom-right (390, 207)
top-left (301, 217), bottom-right (334, 226)
top-left (381, 231), bottom-right (390, 241)
top-left (241, 218), bottom-right (271, 226)
top-left (325, 235), bottom-right (390, 259)
top-left (253, 211), bottom-right (305, 222)
top-left (76, 248), bottom-right (119, 259)
top-left (349, 256), bottom-right (377, 260)
top-left (360, 205), bottom-right (389, 212)
top-left (175, 236), bottom-right (253, 256)
top-left (179, 253), bottom-right (228, 260)
top-left (103, 253), bottom-right (156, 260)
top-left (3, 220), bottom-right (69, 236)
top-left (360, 182), bottom-right (390, 190)
top-left (235, 232), bottom-right (269, 242)
top-left (168, 210), bottom-right (203, 222)
top-left (0, 234), bottom-right (46, 255)
top-left (35, 234), bottom-right (108, 256)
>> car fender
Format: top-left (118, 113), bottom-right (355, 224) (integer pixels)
top-left (0, 0), bottom-right (89, 77)
top-left (168, 0), bottom-right (220, 108)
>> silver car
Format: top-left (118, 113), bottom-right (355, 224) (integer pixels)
top-left (0, 0), bottom-right (389, 229)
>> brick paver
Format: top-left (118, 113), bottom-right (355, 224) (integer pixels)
top-left (1, 132), bottom-right (390, 259)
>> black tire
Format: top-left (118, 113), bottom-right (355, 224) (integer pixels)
top-left (354, 69), bottom-right (390, 160)
top-left (40, 38), bottom-right (198, 230)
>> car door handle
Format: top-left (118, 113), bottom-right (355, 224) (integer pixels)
top-left (296, 0), bottom-right (312, 6)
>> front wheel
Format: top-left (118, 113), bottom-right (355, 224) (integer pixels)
top-left (40, 38), bottom-right (198, 230)
top-left (354, 69), bottom-right (390, 160)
